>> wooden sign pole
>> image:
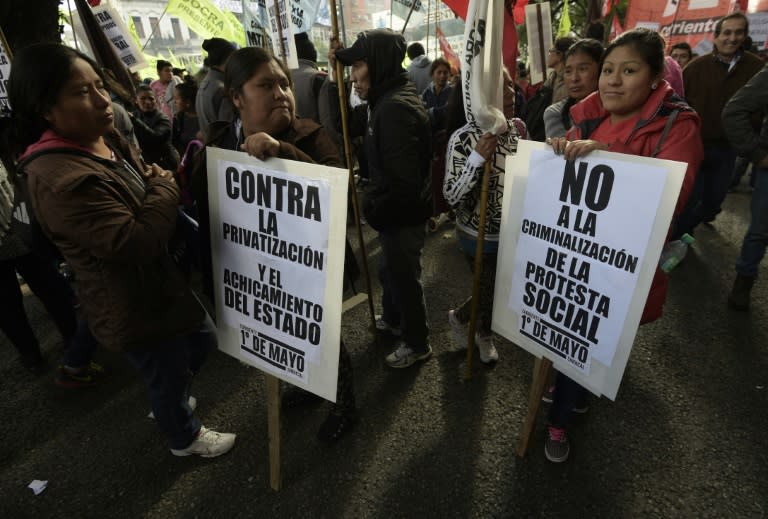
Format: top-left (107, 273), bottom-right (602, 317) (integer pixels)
top-left (515, 357), bottom-right (552, 457)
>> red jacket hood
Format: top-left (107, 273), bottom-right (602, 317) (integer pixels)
top-left (19, 130), bottom-right (96, 162)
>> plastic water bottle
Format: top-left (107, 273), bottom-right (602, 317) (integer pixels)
top-left (659, 233), bottom-right (695, 273)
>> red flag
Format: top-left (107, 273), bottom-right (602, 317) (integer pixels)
top-left (87, 0), bottom-right (102, 6)
top-left (602, 0), bottom-right (619, 17)
top-left (444, 0), bottom-right (527, 23)
top-left (503, 1), bottom-right (519, 77)
top-left (436, 24), bottom-right (461, 74)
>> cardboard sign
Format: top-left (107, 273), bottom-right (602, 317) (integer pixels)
top-left (206, 147), bottom-right (348, 401)
top-left (493, 141), bottom-right (687, 400)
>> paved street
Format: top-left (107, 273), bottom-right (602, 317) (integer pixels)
top-left (0, 183), bottom-right (766, 518)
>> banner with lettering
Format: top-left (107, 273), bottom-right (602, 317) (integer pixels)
top-left (167, 0), bottom-right (246, 47)
top-left (493, 141), bottom-right (687, 400)
top-left (0, 28), bottom-right (11, 116)
top-left (267, 0), bottom-right (299, 69)
top-left (624, 0), bottom-right (740, 53)
top-left (206, 148), bottom-right (348, 401)
top-left (91, 4), bottom-right (148, 72)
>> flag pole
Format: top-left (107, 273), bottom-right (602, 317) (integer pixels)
top-left (141, 6), bottom-right (168, 52)
top-left (401, 0), bottom-right (418, 34)
top-left (329, 0), bottom-right (377, 334)
top-left (463, 159), bottom-right (492, 379)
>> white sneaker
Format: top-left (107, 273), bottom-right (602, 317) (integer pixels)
top-left (148, 396), bottom-right (197, 419)
top-left (475, 333), bottom-right (499, 364)
top-left (448, 309), bottom-right (468, 344)
top-left (170, 426), bottom-right (236, 458)
top-left (375, 315), bottom-right (402, 336)
top-left (385, 342), bottom-right (432, 368)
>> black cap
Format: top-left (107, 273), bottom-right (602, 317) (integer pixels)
top-left (336, 33), bottom-right (368, 65)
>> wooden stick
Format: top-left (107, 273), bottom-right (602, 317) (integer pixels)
top-left (266, 374), bottom-right (282, 490)
top-left (464, 160), bottom-right (492, 380)
top-left (515, 357), bottom-right (552, 457)
top-left (401, 0), bottom-right (419, 34)
top-left (329, 0), bottom-right (377, 334)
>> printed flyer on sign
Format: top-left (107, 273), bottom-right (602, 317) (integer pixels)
top-left (0, 31), bottom-right (10, 115)
top-left (92, 4), bottom-right (148, 72)
top-left (493, 140), bottom-right (687, 400)
top-left (207, 148), bottom-right (348, 402)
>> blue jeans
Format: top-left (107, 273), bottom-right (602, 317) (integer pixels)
top-left (548, 372), bottom-right (588, 428)
top-left (379, 223), bottom-right (429, 351)
top-left (125, 313), bottom-right (216, 449)
top-left (673, 146), bottom-right (737, 238)
top-left (62, 319), bottom-right (99, 369)
top-left (736, 167), bottom-right (768, 277)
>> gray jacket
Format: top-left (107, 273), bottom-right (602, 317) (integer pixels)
top-left (407, 55), bottom-right (432, 95)
top-left (195, 67), bottom-right (235, 140)
top-left (544, 98), bottom-right (569, 139)
top-left (722, 64), bottom-right (768, 164)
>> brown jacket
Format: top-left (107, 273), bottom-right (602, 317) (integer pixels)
top-left (20, 130), bottom-right (204, 351)
top-left (683, 51), bottom-right (764, 146)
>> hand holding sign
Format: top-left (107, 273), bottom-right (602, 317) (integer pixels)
top-left (241, 133), bottom-right (281, 161)
top-left (547, 137), bottom-right (609, 160)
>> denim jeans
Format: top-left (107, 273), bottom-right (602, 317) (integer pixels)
top-left (736, 167), bottom-right (768, 277)
top-left (63, 319), bottom-right (99, 369)
top-left (548, 371), bottom-right (588, 428)
top-left (378, 223), bottom-right (429, 351)
top-left (125, 313), bottom-right (216, 449)
top-left (673, 146), bottom-right (737, 238)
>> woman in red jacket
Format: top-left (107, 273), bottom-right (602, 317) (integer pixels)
top-left (544, 28), bottom-right (703, 463)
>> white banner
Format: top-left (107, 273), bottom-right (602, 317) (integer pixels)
top-left (493, 141), bottom-right (687, 400)
top-left (525, 2), bottom-right (553, 85)
top-left (207, 148), bottom-right (348, 401)
top-left (0, 33), bottom-right (10, 115)
top-left (267, 0), bottom-right (300, 69)
top-left (92, 4), bottom-right (148, 72)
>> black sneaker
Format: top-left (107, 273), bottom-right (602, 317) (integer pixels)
top-left (19, 353), bottom-right (47, 375)
top-left (54, 363), bottom-right (102, 388)
top-left (317, 409), bottom-right (357, 443)
top-left (544, 426), bottom-right (570, 463)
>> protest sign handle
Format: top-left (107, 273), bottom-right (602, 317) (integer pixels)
top-left (140, 6), bottom-right (168, 51)
top-left (464, 160), bottom-right (492, 380)
top-left (266, 374), bottom-right (282, 490)
top-left (516, 357), bottom-right (552, 457)
top-left (535, 4), bottom-right (546, 85)
top-left (401, 1), bottom-right (419, 34)
top-left (273, 0), bottom-right (288, 61)
top-left (330, 0), bottom-right (377, 334)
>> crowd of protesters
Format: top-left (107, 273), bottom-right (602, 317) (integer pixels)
top-left (1, 11), bottom-right (766, 465)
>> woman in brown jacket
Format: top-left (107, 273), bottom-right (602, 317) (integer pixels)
top-left (193, 47), bottom-right (357, 442)
top-left (9, 43), bottom-right (235, 458)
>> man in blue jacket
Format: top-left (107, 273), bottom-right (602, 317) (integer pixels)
top-left (330, 29), bottom-right (433, 368)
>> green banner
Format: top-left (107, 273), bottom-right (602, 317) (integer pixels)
top-left (166, 0), bottom-right (245, 47)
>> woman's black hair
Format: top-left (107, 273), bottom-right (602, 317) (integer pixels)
top-left (565, 38), bottom-right (604, 64)
top-left (8, 43), bottom-right (105, 157)
top-left (174, 80), bottom-right (198, 106)
top-left (602, 28), bottom-right (666, 79)
top-left (224, 47), bottom-right (293, 98)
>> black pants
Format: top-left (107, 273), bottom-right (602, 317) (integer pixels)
top-left (0, 253), bottom-right (76, 358)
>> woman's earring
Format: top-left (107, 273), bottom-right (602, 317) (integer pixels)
top-left (651, 83), bottom-right (658, 90)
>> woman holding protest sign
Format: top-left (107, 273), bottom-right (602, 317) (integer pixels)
top-left (443, 67), bottom-right (527, 364)
top-left (544, 28), bottom-right (703, 462)
top-left (9, 43), bottom-right (236, 458)
top-left (192, 46), bottom-right (357, 443)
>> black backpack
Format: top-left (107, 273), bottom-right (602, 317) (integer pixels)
top-left (523, 84), bottom-right (553, 142)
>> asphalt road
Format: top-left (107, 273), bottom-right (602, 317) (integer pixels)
top-left (0, 183), bottom-right (766, 518)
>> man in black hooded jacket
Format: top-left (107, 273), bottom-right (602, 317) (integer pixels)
top-left (330, 29), bottom-right (433, 369)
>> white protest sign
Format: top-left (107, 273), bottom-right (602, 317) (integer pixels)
top-left (267, 0), bottom-right (300, 69)
top-left (0, 30), bottom-right (10, 116)
top-left (92, 4), bottom-right (148, 72)
top-left (493, 141), bottom-right (687, 400)
top-left (524, 2), bottom-right (553, 85)
top-left (207, 147), bottom-right (348, 402)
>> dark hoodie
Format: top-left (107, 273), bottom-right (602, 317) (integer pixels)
top-left (336, 30), bottom-right (432, 231)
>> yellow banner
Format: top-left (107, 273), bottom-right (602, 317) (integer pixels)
top-left (166, 0), bottom-right (245, 47)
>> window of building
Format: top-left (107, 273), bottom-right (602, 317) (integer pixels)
top-left (149, 16), bottom-right (160, 39)
top-left (171, 18), bottom-right (183, 44)
top-left (132, 16), bottom-right (145, 40)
